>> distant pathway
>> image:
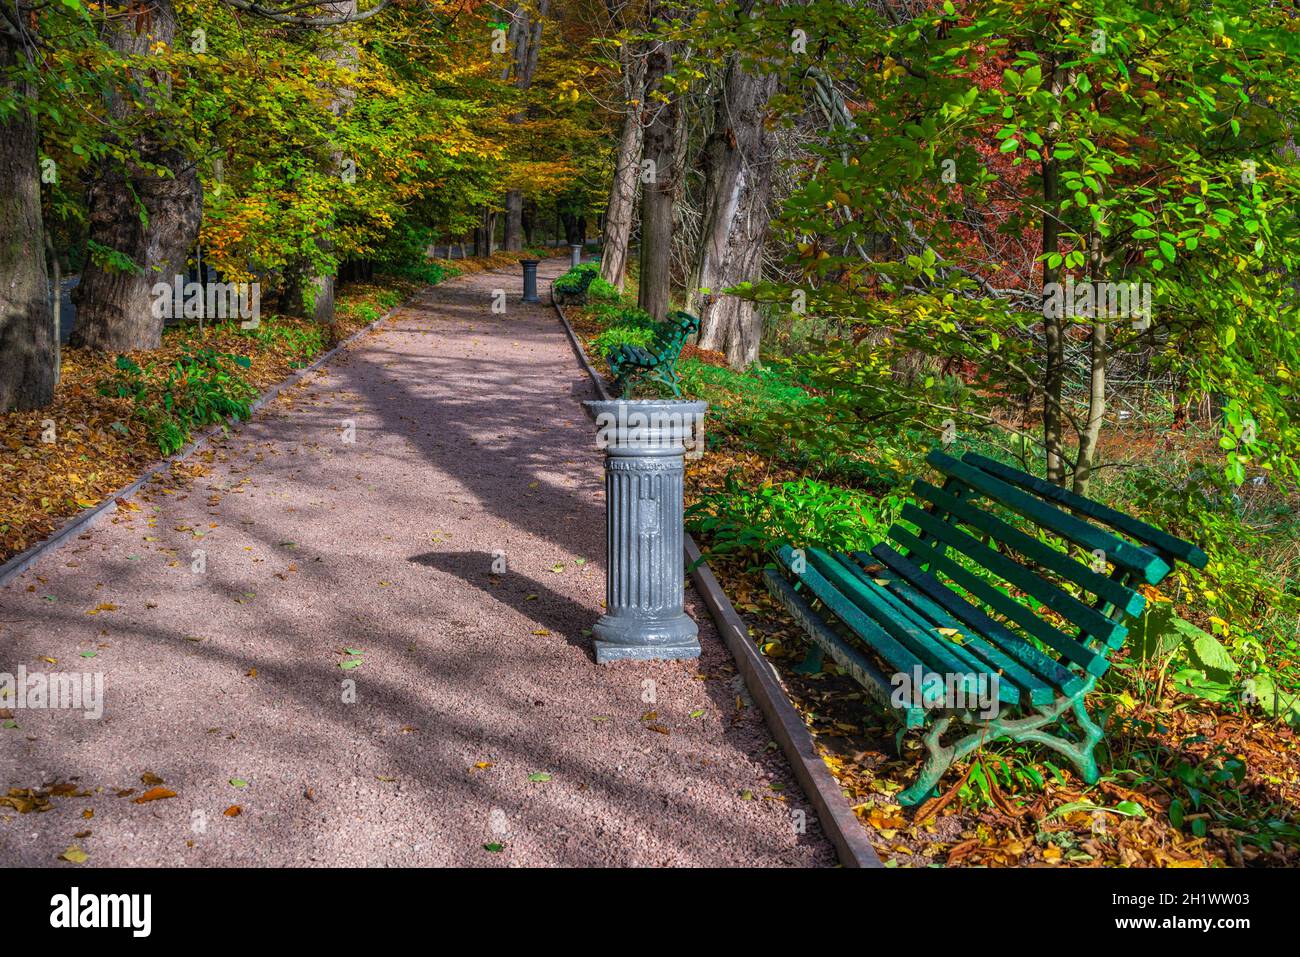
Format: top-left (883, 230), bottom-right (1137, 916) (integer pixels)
top-left (0, 260), bottom-right (833, 867)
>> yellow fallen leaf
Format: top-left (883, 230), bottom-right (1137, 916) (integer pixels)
top-left (85, 603), bottom-right (118, 615)
top-left (59, 845), bottom-right (88, 864)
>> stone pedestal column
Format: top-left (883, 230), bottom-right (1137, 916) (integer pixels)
top-left (583, 400), bottom-right (707, 663)
top-left (570, 244), bottom-right (583, 269)
top-left (520, 259), bottom-right (540, 303)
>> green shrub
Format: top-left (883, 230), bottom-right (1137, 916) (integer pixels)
top-left (238, 320), bottom-right (326, 367)
top-left (349, 304), bottom-right (380, 323)
top-left (388, 260), bottom-right (458, 286)
top-left (593, 325), bottom-right (655, 356)
top-left (100, 347), bottom-right (258, 456)
top-left (686, 474), bottom-right (902, 563)
top-left (553, 263), bottom-right (601, 304)
top-left (587, 276), bottom-right (621, 303)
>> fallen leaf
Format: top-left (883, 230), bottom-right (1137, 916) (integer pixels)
top-left (132, 786), bottom-right (176, 803)
top-left (59, 845), bottom-right (88, 864)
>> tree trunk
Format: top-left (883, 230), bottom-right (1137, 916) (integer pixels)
top-left (504, 190), bottom-right (524, 251)
top-left (637, 2), bottom-right (679, 322)
top-left (0, 29), bottom-right (55, 411)
top-left (1073, 318), bottom-right (1107, 497)
top-left (1040, 62), bottom-right (1068, 484)
top-left (1072, 205), bottom-right (1110, 497)
top-left (501, 2), bottom-right (546, 253)
top-left (522, 199), bottom-right (536, 245)
top-left (282, 0), bottom-right (359, 326)
top-left (71, 0), bottom-right (202, 352)
top-left (600, 46), bottom-right (645, 292)
top-left (688, 20), bottom-right (776, 369)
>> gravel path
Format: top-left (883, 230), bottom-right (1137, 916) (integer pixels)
top-left (0, 261), bottom-right (834, 867)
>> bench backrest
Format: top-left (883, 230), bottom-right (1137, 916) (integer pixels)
top-left (873, 448), bottom-right (1207, 679)
top-left (652, 311), bottom-right (699, 356)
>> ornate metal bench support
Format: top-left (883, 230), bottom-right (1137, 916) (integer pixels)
top-left (897, 677), bottom-right (1100, 805)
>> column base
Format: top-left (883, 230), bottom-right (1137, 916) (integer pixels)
top-left (592, 613), bottom-right (701, 663)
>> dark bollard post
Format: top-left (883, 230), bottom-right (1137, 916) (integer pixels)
top-left (570, 244), bottom-right (583, 269)
top-left (583, 399), bottom-right (707, 663)
top-left (520, 259), bottom-right (540, 303)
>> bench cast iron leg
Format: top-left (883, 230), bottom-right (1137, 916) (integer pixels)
top-left (1014, 697), bottom-right (1103, 785)
top-left (898, 718), bottom-right (987, 806)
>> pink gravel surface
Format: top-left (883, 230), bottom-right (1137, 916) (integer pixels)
top-left (0, 261), bottom-right (835, 867)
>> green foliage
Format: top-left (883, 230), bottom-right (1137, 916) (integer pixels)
top-left (238, 320), bottom-right (327, 369)
top-left (587, 276), bottom-right (621, 303)
top-left (686, 474), bottom-right (901, 563)
top-left (84, 239), bottom-right (141, 275)
top-left (387, 260), bottom-right (458, 287)
top-left (553, 263), bottom-right (601, 303)
top-left (590, 305), bottom-right (657, 356)
top-left (99, 348), bottom-right (257, 456)
top-left (764, 0), bottom-right (1300, 488)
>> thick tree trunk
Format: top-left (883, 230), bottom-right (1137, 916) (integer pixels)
top-left (600, 48), bottom-right (645, 292)
top-left (474, 206), bottom-right (498, 256)
top-left (504, 190), bottom-right (524, 251)
top-left (522, 199), bottom-right (536, 245)
top-left (0, 30), bottom-right (55, 411)
top-left (637, 3), bottom-right (678, 322)
top-left (500, 2), bottom-right (545, 253)
top-left (689, 29), bottom-right (776, 369)
top-left (71, 0), bottom-right (201, 352)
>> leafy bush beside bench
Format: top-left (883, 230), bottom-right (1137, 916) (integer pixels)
top-left (553, 263), bottom-right (619, 305)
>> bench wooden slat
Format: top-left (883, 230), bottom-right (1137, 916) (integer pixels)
top-left (848, 554), bottom-right (1058, 706)
top-left (806, 549), bottom-right (981, 693)
top-left (774, 546), bottom-right (944, 701)
top-left (926, 450), bottom-right (1171, 584)
top-left (887, 524), bottom-right (1111, 677)
top-left (913, 479), bottom-right (1146, 618)
top-left (837, 555), bottom-right (1024, 705)
top-left (961, 451), bottom-right (1209, 570)
top-left (762, 568), bottom-right (926, 727)
top-left (869, 544), bottom-right (1086, 696)
top-left (901, 503), bottom-right (1129, 648)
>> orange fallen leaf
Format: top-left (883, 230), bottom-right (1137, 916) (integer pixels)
top-left (132, 786), bottom-right (176, 804)
top-left (223, 805), bottom-right (242, 817)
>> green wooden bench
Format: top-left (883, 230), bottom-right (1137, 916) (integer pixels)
top-left (764, 447), bottom-right (1207, 805)
top-left (607, 310), bottom-right (699, 397)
